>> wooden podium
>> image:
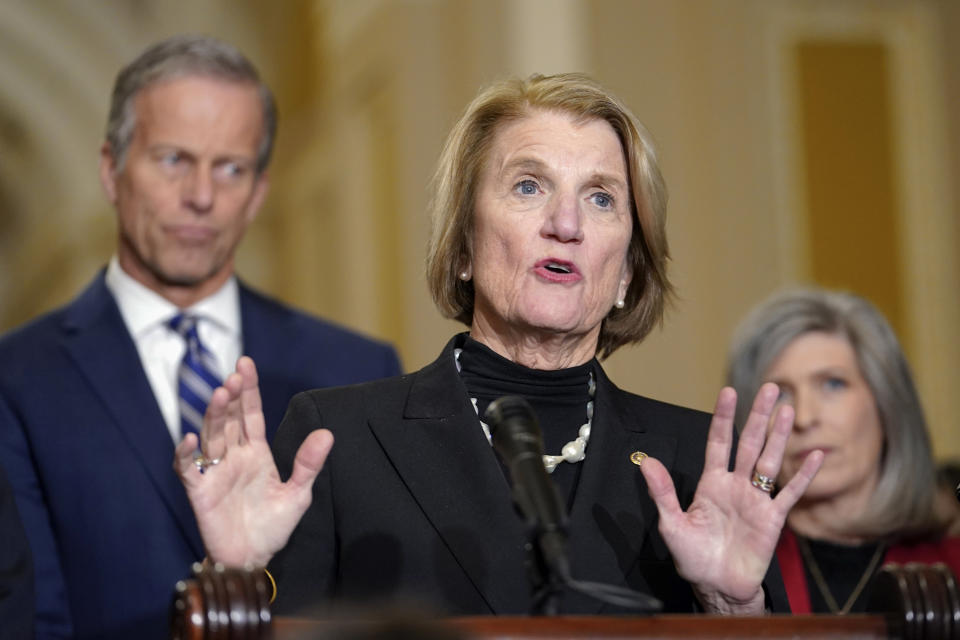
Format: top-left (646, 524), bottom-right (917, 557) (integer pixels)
top-left (169, 563), bottom-right (960, 639)
top-left (276, 614), bottom-right (891, 639)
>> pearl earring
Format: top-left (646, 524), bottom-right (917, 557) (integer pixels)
top-left (459, 271), bottom-right (470, 281)
top-left (614, 280), bottom-right (627, 309)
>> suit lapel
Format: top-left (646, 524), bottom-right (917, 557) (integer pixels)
top-left (565, 366), bottom-right (678, 613)
top-left (367, 338), bottom-right (532, 614)
top-left (238, 286), bottom-right (292, 437)
top-left (60, 275), bottom-right (204, 557)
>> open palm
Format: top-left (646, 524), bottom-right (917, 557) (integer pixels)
top-left (174, 356), bottom-right (333, 568)
top-left (640, 383), bottom-right (823, 614)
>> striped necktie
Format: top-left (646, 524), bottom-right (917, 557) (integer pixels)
top-left (169, 313), bottom-right (222, 439)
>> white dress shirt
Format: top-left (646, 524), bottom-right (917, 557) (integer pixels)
top-left (105, 256), bottom-right (242, 443)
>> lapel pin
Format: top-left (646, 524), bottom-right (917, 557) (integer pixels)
top-left (630, 451), bottom-right (648, 467)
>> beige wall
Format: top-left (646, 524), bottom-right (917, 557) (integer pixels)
top-left (1, 0), bottom-right (957, 457)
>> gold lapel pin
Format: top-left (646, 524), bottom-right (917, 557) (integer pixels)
top-left (630, 451), bottom-right (648, 467)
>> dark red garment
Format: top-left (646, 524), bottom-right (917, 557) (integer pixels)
top-left (776, 527), bottom-right (960, 613)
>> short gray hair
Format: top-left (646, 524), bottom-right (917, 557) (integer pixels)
top-left (726, 288), bottom-right (941, 538)
top-left (106, 34), bottom-right (277, 173)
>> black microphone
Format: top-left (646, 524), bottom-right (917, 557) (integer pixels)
top-left (484, 396), bottom-right (570, 581)
top-left (485, 395), bottom-right (663, 614)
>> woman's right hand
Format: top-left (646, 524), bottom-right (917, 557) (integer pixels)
top-left (174, 356), bottom-right (334, 568)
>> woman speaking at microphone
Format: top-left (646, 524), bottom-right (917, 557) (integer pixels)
top-left (175, 73), bottom-right (821, 616)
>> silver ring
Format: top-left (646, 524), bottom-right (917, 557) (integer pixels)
top-left (751, 469), bottom-right (775, 493)
top-left (194, 454), bottom-right (221, 474)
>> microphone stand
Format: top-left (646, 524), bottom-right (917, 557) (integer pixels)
top-left (486, 396), bottom-right (662, 616)
top-left (525, 528), bottom-right (568, 615)
top-left (521, 514), bottom-right (663, 615)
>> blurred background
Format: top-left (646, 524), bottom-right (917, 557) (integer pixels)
top-left (1, 0), bottom-right (957, 456)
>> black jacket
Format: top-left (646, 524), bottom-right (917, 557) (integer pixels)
top-left (270, 334), bottom-right (789, 616)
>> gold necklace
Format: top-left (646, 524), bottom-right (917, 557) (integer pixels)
top-left (796, 535), bottom-right (886, 615)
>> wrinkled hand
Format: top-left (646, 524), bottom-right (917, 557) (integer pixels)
top-left (639, 383), bottom-right (822, 614)
top-left (174, 356), bottom-right (334, 568)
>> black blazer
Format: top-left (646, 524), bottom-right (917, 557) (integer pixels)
top-left (270, 335), bottom-right (789, 616)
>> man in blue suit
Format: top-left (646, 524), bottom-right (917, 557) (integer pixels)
top-left (0, 35), bottom-right (401, 639)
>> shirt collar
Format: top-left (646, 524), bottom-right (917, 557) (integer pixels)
top-left (105, 256), bottom-right (241, 338)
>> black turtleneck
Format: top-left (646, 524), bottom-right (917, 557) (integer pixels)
top-left (800, 536), bottom-right (886, 614)
top-left (456, 334), bottom-right (596, 506)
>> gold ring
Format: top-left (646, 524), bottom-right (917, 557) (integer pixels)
top-left (751, 469), bottom-right (775, 493)
top-left (194, 454), bottom-right (221, 474)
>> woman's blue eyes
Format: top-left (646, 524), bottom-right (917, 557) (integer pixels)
top-left (823, 377), bottom-right (847, 391)
top-left (591, 192), bottom-right (614, 208)
top-left (512, 180), bottom-right (615, 208)
top-left (515, 180), bottom-right (539, 195)
top-left (775, 378), bottom-right (846, 396)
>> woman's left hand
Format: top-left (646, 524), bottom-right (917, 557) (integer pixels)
top-left (639, 383), bottom-right (823, 615)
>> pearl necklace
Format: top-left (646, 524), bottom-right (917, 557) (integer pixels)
top-left (455, 348), bottom-right (595, 473)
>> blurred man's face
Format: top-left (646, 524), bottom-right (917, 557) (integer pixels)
top-left (100, 75), bottom-right (269, 305)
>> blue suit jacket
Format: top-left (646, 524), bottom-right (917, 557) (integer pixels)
top-left (0, 272), bottom-right (401, 639)
top-left (0, 462), bottom-right (33, 638)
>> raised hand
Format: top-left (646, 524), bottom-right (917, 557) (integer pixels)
top-left (174, 356), bottom-right (334, 568)
top-left (639, 383), bottom-right (823, 614)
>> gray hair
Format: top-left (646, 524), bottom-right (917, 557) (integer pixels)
top-left (726, 288), bottom-right (941, 539)
top-left (106, 34), bottom-right (277, 173)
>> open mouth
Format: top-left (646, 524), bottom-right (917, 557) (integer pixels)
top-left (544, 262), bottom-right (573, 274)
top-left (534, 258), bottom-right (579, 280)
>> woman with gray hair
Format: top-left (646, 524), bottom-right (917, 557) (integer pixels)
top-left (726, 288), bottom-right (960, 614)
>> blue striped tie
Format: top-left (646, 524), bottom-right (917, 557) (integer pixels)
top-left (169, 313), bottom-right (222, 439)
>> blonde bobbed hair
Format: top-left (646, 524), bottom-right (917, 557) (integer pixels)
top-left (425, 73), bottom-right (673, 358)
